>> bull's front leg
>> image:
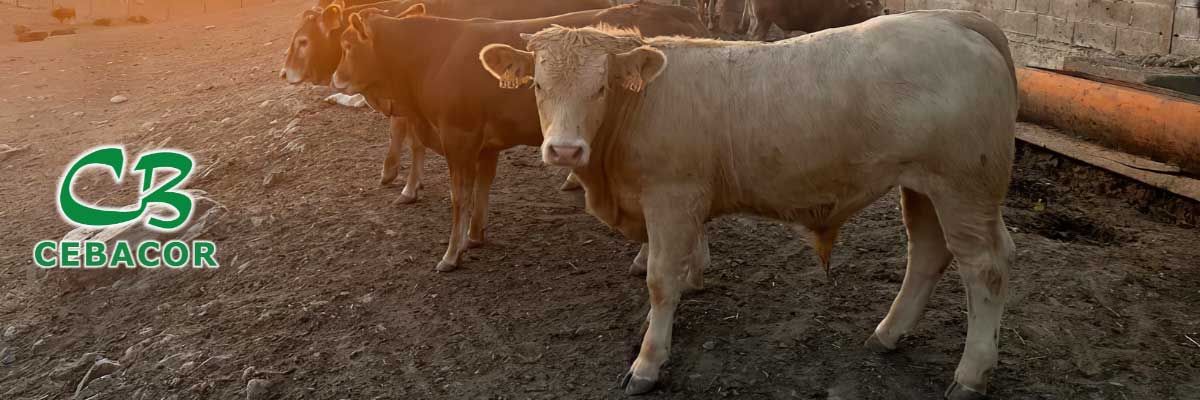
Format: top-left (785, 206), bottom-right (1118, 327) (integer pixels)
top-left (622, 199), bottom-right (706, 395)
top-left (630, 234), bottom-right (707, 289)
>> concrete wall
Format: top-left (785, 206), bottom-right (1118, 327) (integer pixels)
top-left (885, 0), bottom-right (1200, 67)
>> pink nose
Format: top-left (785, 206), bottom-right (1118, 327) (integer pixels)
top-left (547, 145), bottom-right (583, 165)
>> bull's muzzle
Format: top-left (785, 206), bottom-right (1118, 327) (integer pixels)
top-left (542, 137), bottom-right (590, 168)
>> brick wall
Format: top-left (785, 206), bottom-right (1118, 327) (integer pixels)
top-left (887, 0), bottom-right (1200, 67)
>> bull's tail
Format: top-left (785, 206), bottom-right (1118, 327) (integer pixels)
top-left (935, 10), bottom-right (1018, 108)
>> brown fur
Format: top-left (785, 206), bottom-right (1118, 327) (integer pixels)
top-left (332, 3), bottom-right (707, 270)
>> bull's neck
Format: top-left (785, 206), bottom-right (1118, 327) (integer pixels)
top-left (573, 87), bottom-right (646, 232)
top-left (371, 17), bottom-right (455, 115)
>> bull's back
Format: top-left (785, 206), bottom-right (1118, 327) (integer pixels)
top-left (633, 11), bottom-right (1016, 210)
top-left (442, 0), bottom-right (610, 20)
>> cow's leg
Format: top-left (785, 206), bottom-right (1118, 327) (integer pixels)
top-left (399, 126), bottom-right (426, 204)
top-left (559, 172), bottom-right (583, 191)
top-left (630, 243), bottom-right (648, 276)
top-left (380, 117), bottom-right (406, 186)
top-left (749, 12), bottom-right (770, 41)
top-left (622, 200), bottom-right (706, 395)
top-left (739, 0), bottom-right (753, 34)
top-left (929, 195), bottom-right (1014, 399)
top-left (436, 154), bottom-right (478, 272)
top-left (685, 234), bottom-right (708, 291)
top-left (710, 0), bottom-right (725, 31)
top-left (467, 151), bottom-right (499, 249)
top-left (866, 187), bottom-right (953, 351)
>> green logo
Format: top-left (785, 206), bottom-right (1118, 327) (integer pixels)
top-left (57, 146), bottom-right (195, 231)
top-left (34, 146), bottom-right (219, 270)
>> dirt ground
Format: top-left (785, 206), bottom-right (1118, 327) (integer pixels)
top-left (1, 1), bottom-right (1199, 399)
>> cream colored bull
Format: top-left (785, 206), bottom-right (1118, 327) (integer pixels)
top-left (481, 10), bottom-right (1017, 399)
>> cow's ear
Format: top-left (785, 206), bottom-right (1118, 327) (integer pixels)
top-left (319, 4), bottom-right (343, 35)
top-left (612, 46), bottom-right (666, 93)
top-left (349, 12), bottom-right (370, 41)
top-left (393, 3), bottom-right (426, 18)
top-left (479, 44), bottom-right (535, 89)
top-left (519, 33), bottom-right (533, 41)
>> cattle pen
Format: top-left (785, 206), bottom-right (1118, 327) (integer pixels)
top-left (1, 0), bottom-right (1198, 399)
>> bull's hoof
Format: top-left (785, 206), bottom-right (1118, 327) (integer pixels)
top-left (629, 261), bottom-right (647, 276)
top-left (380, 169), bottom-right (398, 186)
top-left (619, 371), bottom-right (657, 395)
top-left (559, 177), bottom-right (582, 191)
top-left (863, 333), bottom-right (897, 353)
top-left (467, 238), bottom-right (485, 249)
top-left (944, 381), bottom-right (987, 400)
top-left (435, 260), bottom-right (458, 272)
top-left (392, 192), bottom-right (418, 205)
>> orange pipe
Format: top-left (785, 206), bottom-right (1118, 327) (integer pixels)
top-left (1016, 67), bottom-right (1200, 173)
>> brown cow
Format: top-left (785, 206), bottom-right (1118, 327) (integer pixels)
top-left (281, 0), bottom-right (612, 202)
top-left (745, 0), bottom-right (882, 40)
top-left (330, 3), bottom-right (708, 271)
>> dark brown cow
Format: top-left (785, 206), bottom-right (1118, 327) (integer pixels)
top-left (281, 0), bottom-right (612, 202)
top-left (745, 0), bottom-right (882, 40)
top-left (331, 3), bottom-right (708, 271)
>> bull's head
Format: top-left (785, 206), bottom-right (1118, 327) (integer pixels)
top-left (330, 5), bottom-right (425, 96)
top-left (480, 31), bottom-right (665, 168)
top-left (280, 1), bottom-right (348, 85)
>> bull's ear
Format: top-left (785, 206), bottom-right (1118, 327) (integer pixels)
top-left (319, 4), bottom-right (343, 35)
top-left (612, 46), bottom-right (667, 93)
top-left (479, 44), bottom-right (535, 89)
top-left (519, 33), bottom-right (533, 41)
top-left (393, 3), bottom-right (426, 18)
top-left (349, 12), bottom-right (370, 41)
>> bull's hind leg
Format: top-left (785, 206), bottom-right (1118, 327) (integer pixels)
top-left (467, 151), bottom-right (499, 248)
top-left (388, 117), bottom-right (427, 205)
top-left (436, 153), bottom-right (478, 272)
top-left (631, 244), bottom-right (649, 276)
top-left (867, 187), bottom-right (954, 351)
top-left (400, 131), bottom-right (426, 203)
top-left (380, 117), bottom-right (406, 186)
top-left (559, 172), bottom-right (583, 191)
top-left (929, 195), bottom-right (1014, 399)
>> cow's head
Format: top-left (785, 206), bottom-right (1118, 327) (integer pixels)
top-left (282, 2), bottom-right (425, 85)
top-left (480, 26), bottom-right (665, 168)
top-left (331, 5), bottom-right (426, 95)
top-left (281, 1), bottom-right (347, 85)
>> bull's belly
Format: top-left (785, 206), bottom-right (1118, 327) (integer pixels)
top-left (712, 166), bottom-right (901, 229)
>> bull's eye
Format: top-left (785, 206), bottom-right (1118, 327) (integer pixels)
top-left (533, 82), bottom-right (542, 92)
top-left (595, 85), bottom-right (605, 98)
top-left (297, 38), bottom-right (309, 48)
